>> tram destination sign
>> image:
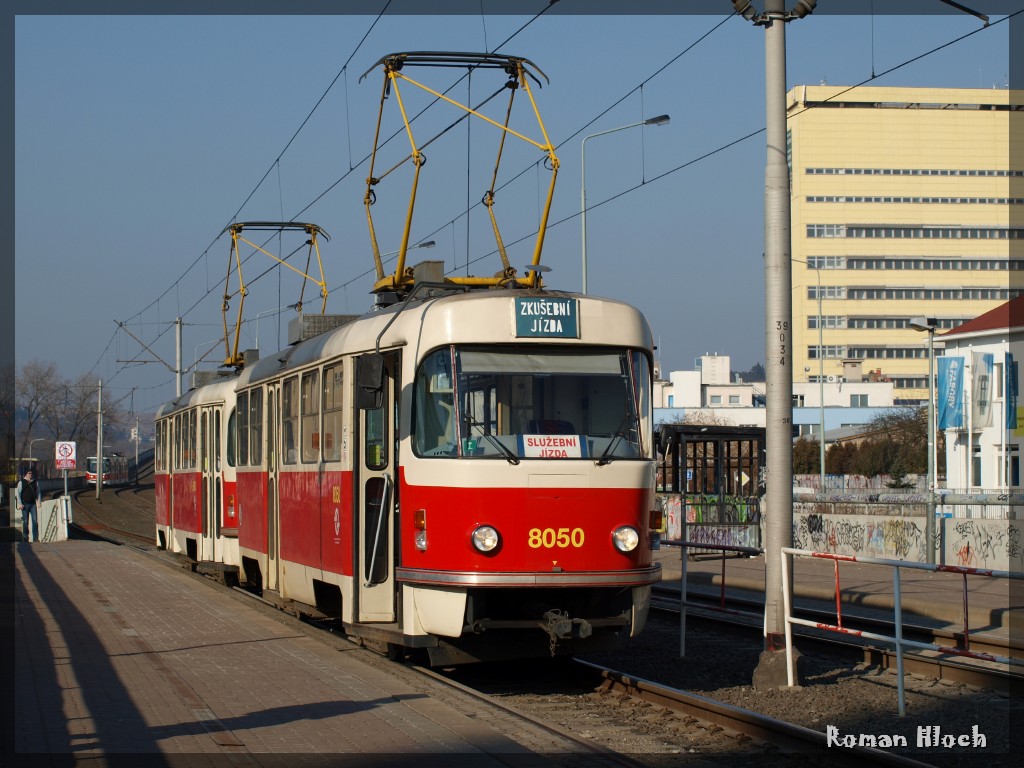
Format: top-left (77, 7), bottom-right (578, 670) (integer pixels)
top-left (513, 297), bottom-right (579, 339)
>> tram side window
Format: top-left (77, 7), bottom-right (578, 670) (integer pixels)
top-left (214, 411), bottom-right (222, 472)
top-left (250, 389), bottom-right (263, 466)
top-left (237, 392), bottom-right (249, 466)
top-left (323, 364), bottom-right (343, 462)
top-left (174, 414), bottom-right (182, 470)
top-left (226, 407), bottom-right (236, 468)
top-left (302, 370), bottom-right (320, 463)
top-left (365, 403), bottom-right (387, 470)
top-left (155, 422), bottom-right (163, 471)
top-left (283, 377), bottom-right (298, 465)
top-left (188, 410), bottom-right (197, 469)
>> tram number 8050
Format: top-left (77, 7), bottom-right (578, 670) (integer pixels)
top-left (528, 527), bottom-right (585, 549)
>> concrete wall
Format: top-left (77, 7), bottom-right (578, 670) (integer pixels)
top-left (793, 510), bottom-right (1023, 573)
top-left (659, 492), bottom-right (1023, 573)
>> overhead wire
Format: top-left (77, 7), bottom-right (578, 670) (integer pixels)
top-left (108, 2), bottom-right (560, 394)
top-left (102, 7), bottom-right (1017, 406)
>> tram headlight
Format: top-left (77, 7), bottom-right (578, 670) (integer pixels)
top-left (612, 526), bottom-right (640, 553)
top-left (471, 525), bottom-right (501, 553)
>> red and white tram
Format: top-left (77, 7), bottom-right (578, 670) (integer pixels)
top-left (154, 375), bottom-right (239, 568)
top-left (86, 454), bottom-right (130, 486)
top-left (157, 288), bottom-right (661, 664)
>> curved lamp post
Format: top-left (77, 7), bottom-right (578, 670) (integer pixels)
top-left (581, 115), bottom-right (669, 295)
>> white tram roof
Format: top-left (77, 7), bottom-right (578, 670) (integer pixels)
top-left (155, 374), bottom-right (239, 419)
top-left (234, 288), bottom-right (652, 389)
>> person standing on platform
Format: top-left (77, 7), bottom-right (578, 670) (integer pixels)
top-left (16, 469), bottom-right (39, 543)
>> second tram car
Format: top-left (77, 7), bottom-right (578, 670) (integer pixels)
top-left (156, 288), bottom-right (661, 664)
top-left (154, 376), bottom-right (239, 566)
top-left (86, 454), bottom-right (130, 486)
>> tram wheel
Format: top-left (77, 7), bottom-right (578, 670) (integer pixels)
top-left (386, 642), bottom-right (406, 662)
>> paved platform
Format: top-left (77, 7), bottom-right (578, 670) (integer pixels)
top-left (654, 546), bottom-right (1023, 643)
top-left (8, 540), bottom-right (585, 764)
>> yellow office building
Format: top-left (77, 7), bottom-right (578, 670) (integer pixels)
top-left (788, 85), bottom-right (1023, 403)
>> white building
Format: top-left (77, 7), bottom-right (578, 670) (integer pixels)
top-left (655, 354), bottom-right (896, 433)
top-left (938, 296), bottom-right (1022, 490)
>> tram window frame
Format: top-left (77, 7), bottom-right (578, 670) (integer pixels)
top-left (250, 388), bottom-right (263, 466)
top-left (302, 370), bottom-right (320, 463)
top-left (282, 377), bottom-right (299, 465)
top-left (323, 363), bottom-right (343, 462)
top-left (237, 391), bottom-right (250, 466)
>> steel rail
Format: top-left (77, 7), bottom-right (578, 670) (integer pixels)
top-left (574, 660), bottom-right (939, 768)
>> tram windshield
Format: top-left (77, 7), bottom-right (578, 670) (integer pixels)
top-left (413, 346), bottom-right (651, 461)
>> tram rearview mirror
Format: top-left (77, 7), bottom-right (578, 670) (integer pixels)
top-left (657, 428), bottom-right (671, 456)
top-left (356, 353), bottom-right (384, 410)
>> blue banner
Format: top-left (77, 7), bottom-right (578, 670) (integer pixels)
top-left (1008, 352), bottom-right (1019, 430)
top-left (937, 356), bottom-right (964, 429)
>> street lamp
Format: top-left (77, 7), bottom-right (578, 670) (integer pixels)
top-left (383, 240), bottom-right (435, 259)
top-left (910, 316), bottom-right (938, 564)
top-left (254, 303), bottom-right (301, 353)
top-left (581, 115), bottom-right (670, 295)
top-left (793, 258), bottom-right (826, 492)
top-left (194, 338), bottom-right (223, 368)
top-left (28, 438), bottom-right (46, 460)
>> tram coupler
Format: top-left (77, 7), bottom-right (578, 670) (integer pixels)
top-left (541, 610), bottom-right (594, 641)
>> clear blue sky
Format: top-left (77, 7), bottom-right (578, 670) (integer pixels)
top-left (13, 5), bottom-right (1015, 415)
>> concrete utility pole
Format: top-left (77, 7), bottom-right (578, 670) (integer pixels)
top-left (176, 317), bottom-right (183, 397)
top-left (95, 379), bottom-right (103, 502)
top-left (732, 0), bottom-right (815, 689)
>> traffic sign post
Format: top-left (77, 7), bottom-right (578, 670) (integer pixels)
top-left (56, 441), bottom-right (76, 500)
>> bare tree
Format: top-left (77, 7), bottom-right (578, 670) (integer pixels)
top-left (0, 362), bottom-right (15, 468)
top-left (16, 360), bottom-right (63, 458)
top-left (41, 375), bottom-right (100, 444)
top-left (683, 409), bottom-right (733, 427)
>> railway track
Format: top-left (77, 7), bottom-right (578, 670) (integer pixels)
top-left (651, 585), bottom-right (1019, 694)
top-left (573, 660), bottom-right (939, 767)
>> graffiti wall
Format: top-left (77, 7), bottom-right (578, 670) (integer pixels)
top-left (792, 512), bottom-right (1024, 572)
top-left (661, 494), bottom-right (1023, 572)
top-left (945, 519), bottom-right (1023, 572)
top-left (794, 513), bottom-right (929, 562)
top-left (658, 493), bottom-right (760, 549)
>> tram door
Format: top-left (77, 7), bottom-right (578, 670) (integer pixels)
top-left (356, 352), bottom-right (398, 623)
top-left (200, 408), bottom-right (215, 561)
top-left (266, 385), bottom-right (280, 592)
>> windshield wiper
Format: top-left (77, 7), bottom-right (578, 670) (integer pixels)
top-left (596, 414), bottom-right (635, 466)
top-left (464, 416), bottom-right (520, 465)
top-left (596, 434), bottom-right (623, 466)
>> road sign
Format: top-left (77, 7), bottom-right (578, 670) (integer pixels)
top-left (56, 441), bottom-right (77, 471)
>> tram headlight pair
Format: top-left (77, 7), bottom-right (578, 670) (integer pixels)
top-left (612, 526), bottom-right (640, 553)
top-left (471, 525), bottom-right (501, 553)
